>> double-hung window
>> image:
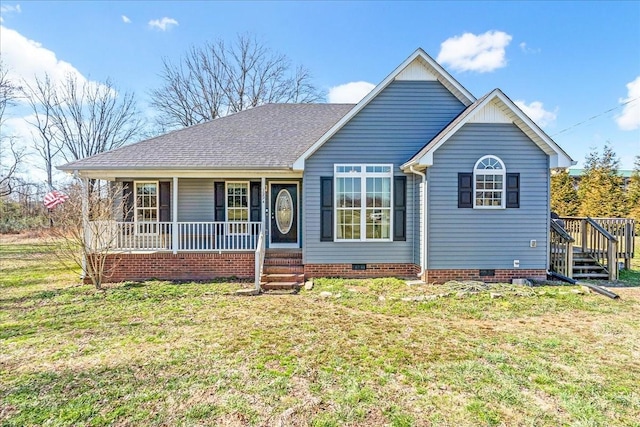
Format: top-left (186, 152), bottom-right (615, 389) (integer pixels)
top-left (135, 181), bottom-right (158, 234)
top-left (335, 164), bottom-right (392, 241)
top-left (226, 182), bottom-right (249, 234)
top-left (474, 155), bottom-right (506, 208)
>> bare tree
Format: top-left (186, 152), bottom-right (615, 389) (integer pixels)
top-left (150, 34), bottom-right (323, 129)
top-left (0, 138), bottom-right (25, 197)
top-left (23, 73), bottom-right (144, 165)
top-left (48, 179), bottom-right (131, 290)
top-left (0, 61), bottom-right (24, 197)
top-left (22, 75), bottom-right (63, 189)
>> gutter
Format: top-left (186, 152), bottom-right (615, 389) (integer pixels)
top-left (409, 165), bottom-right (427, 278)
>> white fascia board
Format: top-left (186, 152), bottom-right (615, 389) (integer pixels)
top-left (71, 169), bottom-right (303, 180)
top-left (292, 48), bottom-right (476, 171)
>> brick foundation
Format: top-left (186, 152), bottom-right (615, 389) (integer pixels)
top-left (93, 252), bottom-right (255, 283)
top-left (304, 263), bottom-right (420, 279)
top-left (423, 269), bottom-right (547, 284)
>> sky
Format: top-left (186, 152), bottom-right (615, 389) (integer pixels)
top-left (1, 0), bottom-right (639, 185)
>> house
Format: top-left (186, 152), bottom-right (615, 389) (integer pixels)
top-left (59, 48), bottom-right (575, 287)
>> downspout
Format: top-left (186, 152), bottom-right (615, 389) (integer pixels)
top-left (409, 166), bottom-right (427, 278)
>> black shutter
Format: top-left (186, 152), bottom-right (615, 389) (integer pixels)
top-left (214, 181), bottom-right (225, 221)
top-left (122, 181), bottom-right (134, 221)
top-left (506, 173), bottom-right (520, 208)
top-left (250, 182), bottom-right (261, 222)
top-left (320, 177), bottom-right (333, 241)
top-left (159, 181), bottom-right (171, 222)
top-left (458, 173), bottom-right (473, 208)
top-left (393, 176), bottom-right (406, 241)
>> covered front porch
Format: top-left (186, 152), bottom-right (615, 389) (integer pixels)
top-left (79, 172), bottom-right (302, 287)
top-left (81, 171), bottom-right (302, 254)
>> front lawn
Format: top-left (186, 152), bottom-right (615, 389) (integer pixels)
top-left (1, 236), bottom-right (639, 426)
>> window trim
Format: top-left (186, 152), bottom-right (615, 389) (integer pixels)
top-left (334, 163), bottom-right (394, 242)
top-left (225, 181), bottom-right (250, 235)
top-left (134, 181), bottom-right (159, 235)
top-left (473, 155), bottom-right (506, 209)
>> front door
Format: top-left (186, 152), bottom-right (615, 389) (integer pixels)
top-left (270, 183), bottom-right (298, 247)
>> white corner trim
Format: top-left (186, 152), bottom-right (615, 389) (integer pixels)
top-left (292, 48), bottom-right (476, 171)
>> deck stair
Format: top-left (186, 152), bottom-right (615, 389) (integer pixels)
top-left (572, 249), bottom-right (609, 280)
top-left (260, 250), bottom-right (304, 291)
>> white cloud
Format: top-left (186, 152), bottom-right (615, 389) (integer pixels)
top-left (122, 15), bottom-right (131, 24)
top-left (519, 42), bottom-right (540, 54)
top-left (616, 76), bottom-right (640, 131)
top-left (148, 17), bottom-right (178, 31)
top-left (0, 3), bottom-right (21, 22)
top-left (327, 81), bottom-right (375, 103)
top-left (0, 25), bottom-right (89, 89)
top-left (437, 30), bottom-right (512, 73)
top-left (515, 100), bottom-right (558, 128)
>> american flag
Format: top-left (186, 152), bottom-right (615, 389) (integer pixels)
top-left (43, 190), bottom-right (69, 209)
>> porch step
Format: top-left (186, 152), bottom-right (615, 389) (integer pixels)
top-left (261, 273), bottom-right (305, 282)
top-left (260, 281), bottom-right (302, 291)
top-left (261, 250), bottom-right (304, 292)
top-left (571, 251), bottom-right (610, 280)
top-left (573, 273), bottom-right (610, 279)
top-left (263, 265), bottom-right (305, 274)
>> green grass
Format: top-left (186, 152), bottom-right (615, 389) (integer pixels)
top-left (618, 236), bottom-right (640, 285)
top-left (1, 236), bottom-right (640, 426)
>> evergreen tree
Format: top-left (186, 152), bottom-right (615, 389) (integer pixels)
top-left (626, 155), bottom-right (640, 226)
top-left (577, 145), bottom-right (627, 217)
top-left (550, 169), bottom-right (579, 216)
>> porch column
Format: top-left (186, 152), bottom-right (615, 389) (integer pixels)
top-left (261, 177), bottom-right (266, 238)
top-left (81, 176), bottom-right (89, 278)
top-left (172, 177), bottom-right (179, 254)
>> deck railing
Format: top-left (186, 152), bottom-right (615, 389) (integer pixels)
top-left (88, 221), bottom-right (262, 252)
top-left (550, 220), bottom-right (574, 278)
top-left (558, 217), bottom-right (635, 280)
top-left (561, 217), bottom-right (635, 267)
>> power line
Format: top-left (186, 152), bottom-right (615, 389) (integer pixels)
top-left (552, 96), bottom-right (640, 137)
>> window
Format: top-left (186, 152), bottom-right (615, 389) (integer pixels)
top-left (226, 182), bottom-right (249, 234)
top-left (474, 155), bottom-right (505, 208)
top-left (135, 181), bottom-right (158, 234)
top-left (334, 164), bottom-right (392, 241)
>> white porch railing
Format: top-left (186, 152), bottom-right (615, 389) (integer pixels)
top-left (88, 221), bottom-right (262, 252)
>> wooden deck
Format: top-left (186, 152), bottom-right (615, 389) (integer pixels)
top-left (550, 217), bottom-right (635, 280)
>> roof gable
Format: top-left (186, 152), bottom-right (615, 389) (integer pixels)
top-left (292, 48), bottom-right (476, 170)
top-left (402, 89), bottom-right (575, 170)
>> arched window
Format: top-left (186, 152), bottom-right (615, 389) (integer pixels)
top-left (474, 155), bottom-right (506, 208)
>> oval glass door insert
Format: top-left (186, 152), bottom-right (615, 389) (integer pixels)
top-left (275, 189), bottom-right (293, 234)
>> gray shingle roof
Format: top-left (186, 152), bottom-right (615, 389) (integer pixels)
top-left (59, 103), bottom-right (354, 171)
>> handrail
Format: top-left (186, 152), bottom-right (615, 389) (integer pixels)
top-left (254, 230), bottom-right (265, 292)
top-left (549, 220), bottom-right (574, 278)
top-left (550, 220), bottom-right (575, 242)
top-left (586, 217), bottom-right (617, 243)
top-left (558, 216), bottom-right (626, 280)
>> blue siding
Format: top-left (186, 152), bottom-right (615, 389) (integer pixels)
top-left (427, 123), bottom-right (550, 269)
top-left (303, 80), bottom-right (465, 264)
top-left (178, 178), bottom-right (215, 222)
